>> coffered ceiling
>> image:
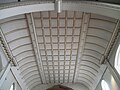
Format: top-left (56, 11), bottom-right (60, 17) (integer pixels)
top-left (0, 4), bottom-right (120, 90)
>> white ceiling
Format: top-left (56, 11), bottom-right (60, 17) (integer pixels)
top-left (0, 11), bottom-right (119, 90)
top-left (0, 0), bottom-right (120, 4)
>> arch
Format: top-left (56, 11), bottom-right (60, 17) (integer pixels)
top-left (0, 1), bottom-right (120, 20)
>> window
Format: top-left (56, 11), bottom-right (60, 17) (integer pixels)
top-left (101, 80), bottom-right (110, 90)
top-left (10, 83), bottom-right (15, 90)
top-left (115, 44), bottom-right (120, 75)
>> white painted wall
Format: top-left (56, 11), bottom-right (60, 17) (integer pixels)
top-left (0, 69), bottom-right (22, 90)
top-left (95, 36), bottom-right (120, 90)
top-left (104, 69), bottom-right (120, 90)
top-left (0, 0), bottom-right (17, 3)
top-left (32, 83), bottom-right (89, 90)
top-left (0, 44), bottom-right (28, 90)
top-left (0, 46), bottom-right (8, 69)
top-left (0, 46), bottom-right (8, 78)
top-left (95, 68), bottom-right (120, 90)
top-left (109, 36), bottom-right (120, 68)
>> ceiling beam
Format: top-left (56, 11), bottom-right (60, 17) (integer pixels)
top-left (0, 27), bottom-right (18, 66)
top-left (48, 11), bottom-right (56, 83)
top-left (73, 13), bottom-right (90, 83)
top-left (63, 11), bottom-right (67, 83)
top-left (100, 20), bottom-right (120, 64)
top-left (26, 13), bottom-right (46, 84)
top-left (57, 13), bottom-right (60, 83)
top-left (40, 12), bottom-right (51, 83)
top-left (68, 11), bottom-right (76, 83)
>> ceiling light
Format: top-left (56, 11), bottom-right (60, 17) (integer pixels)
top-left (55, 0), bottom-right (62, 13)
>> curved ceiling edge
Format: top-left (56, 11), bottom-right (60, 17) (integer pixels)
top-left (0, 1), bottom-right (120, 20)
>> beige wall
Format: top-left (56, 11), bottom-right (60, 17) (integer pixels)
top-left (0, 70), bottom-right (22, 90)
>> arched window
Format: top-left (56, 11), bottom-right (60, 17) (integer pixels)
top-left (10, 83), bottom-right (15, 90)
top-left (114, 44), bottom-right (120, 75)
top-left (101, 80), bottom-right (110, 90)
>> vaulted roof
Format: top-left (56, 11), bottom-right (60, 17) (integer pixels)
top-left (0, 1), bottom-right (120, 90)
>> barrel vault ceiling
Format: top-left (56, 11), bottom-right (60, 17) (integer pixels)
top-left (0, 11), bottom-right (119, 90)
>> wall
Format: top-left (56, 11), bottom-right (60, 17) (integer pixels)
top-left (99, 0), bottom-right (120, 4)
top-left (95, 35), bottom-right (120, 90)
top-left (0, 69), bottom-right (22, 90)
top-left (95, 68), bottom-right (120, 90)
top-left (0, 46), bottom-right (8, 68)
top-left (32, 83), bottom-right (89, 90)
top-left (109, 35), bottom-right (120, 67)
top-left (0, 45), bottom-right (27, 90)
top-left (0, 46), bottom-right (8, 77)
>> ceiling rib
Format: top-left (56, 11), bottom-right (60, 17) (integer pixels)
top-left (78, 80), bottom-right (91, 88)
top-left (18, 59), bottom-right (35, 66)
top-left (7, 36), bottom-right (30, 44)
top-left (57, 13), bottom-right (60, 83)
top-left (20, 66), bottom-right (37, 76)
top-left (26, 78), bottom-right (41, 87)
top-left (80, 64), bottom-right (98, 73)
top-left (20, 64), bottom-right (36, 72)
top-left (100, 20), bottom-right (120, 64)
top-left (79, 73), bottom-right (95, 81)
top-left (22, 70), bottom-right (39, 79)
top-left (29, 81), bottom-right (41, 90)
top-left (79, 76), bottom-right (93, 84)
top-left (88, 27), bottom-right (113, 33)
top-left (87, 35), bottom-right (109, 42)
top-left (4, 27), bottom-right (27, 35)
top-left (30, 82), bottom-right (41, 90)
top-left (48, 11), bottom-right (55, 83)
top-left (26, 13), bottom-right (46, 84)
top-left (85, 42), bottom-right (106, 49)
top-left (15, 50), bottom-right (33, 57)
top-left (63, 11), bottom-right (67, 83)
top-left (80, 69), bottom-right (96, 77)
top-left (17, 55), bottom-right (35, 63)
top-left (84, 48), bottom-right (103, 55)
top-left (82, 54), bottom-right (100, 61)
top-left (68, 11), bottom-right (76, 83)
top-left (24, 74), bottom-right (39, 82)
top-left (26, 77), bottom-right (40, 86)
top-left (0, 28), bottom-right (17, 66)
top-left (81, 60), bottom-right (100, 68)
top-left (11, 43), bottom-right (32, 51)
top-left (40, 12), bottom-right (51, 83)
top-left (73, 13), bottom-right (90, 83)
